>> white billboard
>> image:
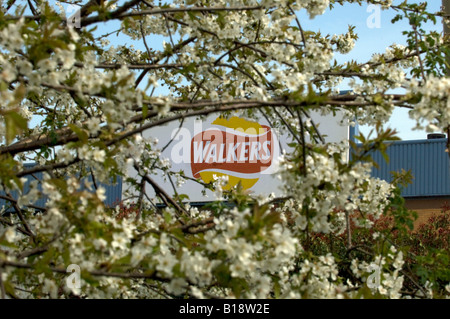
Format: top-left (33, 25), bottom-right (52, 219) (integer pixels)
top-left (124, 110), bottom-right (349, 203)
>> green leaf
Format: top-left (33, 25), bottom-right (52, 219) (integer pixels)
top-left (177, 193), bottom-right (190, 201)
top-left (2, 110), bottom-right (28, 145)
top-left (163, 211), bottom-right (172, 224)
top-left (3, 280), bottom-right (18, 299)
top-left (142, 104), bottom-right (148, 120)
top-left (69, 124), bottom-right (89, 143)
top-left (81, 269), bottom-right (98, 285)
top-left (380, 150), bottom-right (390, 164)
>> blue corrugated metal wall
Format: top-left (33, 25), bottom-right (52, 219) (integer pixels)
top-left (0, 164), bottom-right (122, 211)
top-left (0, 163), bottom-right (47, 210)
top-left (102, 178), bottom-right (122, 206)
top-left (369, 138), bottom-right (450, 197)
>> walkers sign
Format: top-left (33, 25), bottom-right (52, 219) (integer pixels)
top-left (189, 116), bottom-right (276, 191)
top-left (125, 111), bottom-right (349, 202)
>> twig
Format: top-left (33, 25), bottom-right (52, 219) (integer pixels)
top-left (0, 268), bottom-right (6, 299)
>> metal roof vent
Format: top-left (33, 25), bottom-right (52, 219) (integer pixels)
top-left (427, 133), bottom-right (446, 139)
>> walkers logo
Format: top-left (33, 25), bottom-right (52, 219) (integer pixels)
top-left (131, 109), bottom-right (347, 202)
top-left (190, 116), bottom-right (275, 190)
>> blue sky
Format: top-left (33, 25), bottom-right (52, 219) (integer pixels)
top-left (299, 1), bottom-right (443, 140)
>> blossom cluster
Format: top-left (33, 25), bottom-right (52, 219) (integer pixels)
top-left (408, 75), bottom-right (450, 133)
top-left (278, 142), bottom-right (393, 235)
